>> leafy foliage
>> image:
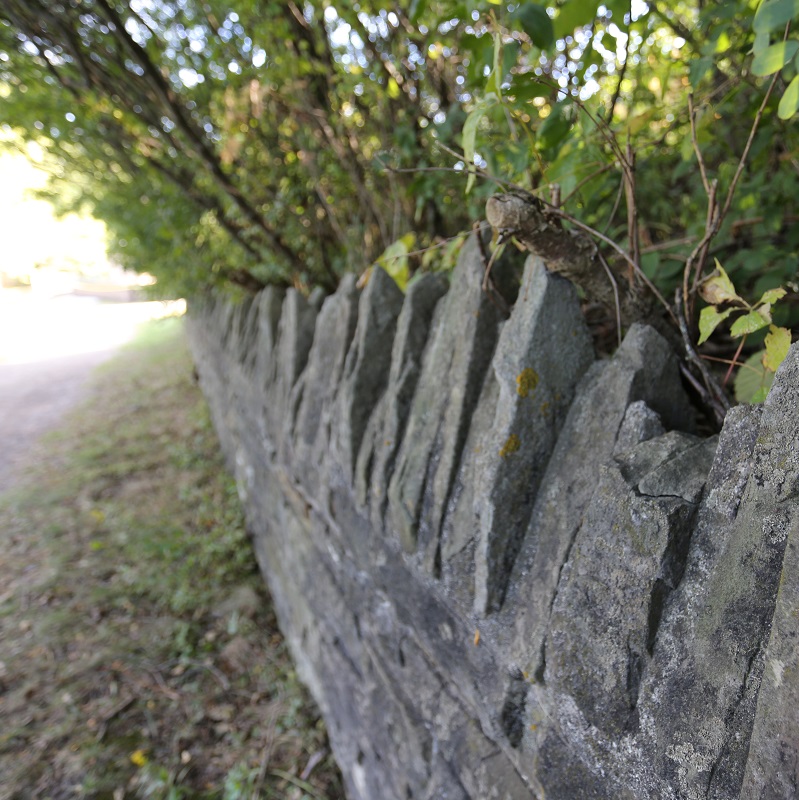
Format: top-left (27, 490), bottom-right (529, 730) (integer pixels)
top-left (0, 0), bottom-right (796, 399)
top-left (0, 0), bottom-right (484, 293)
top-left (698, 261), bottom-right (791, 401)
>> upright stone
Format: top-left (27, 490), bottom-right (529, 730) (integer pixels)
top-left (251, 285), bottom-right (285, 376)
top-left (473, 256), bottom-right (594, 614)
top-left (643, 341), bottom-right (799, 800)
top-left (263, 289), bottom-right (318, 457)
top-left (333, 267), bottom-right (405, 482)
top-left (386, 234), bottom-right (519, 557)
top-left (545, 431), bottom-right (716, 736)
top-left (506, 323), bottom-right (694, 675)
top-left (291, 275), bottom-right (360, 491)
top-left (354, 273), bottom-right (449, 521)
top-left (226, 294), bottom-right (256, 360)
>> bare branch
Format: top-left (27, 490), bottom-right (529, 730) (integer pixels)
top-left (624, 137), bottom-right (640, 274)
top-left (553, 205), bottom-right (676, 325)
top-left (605, 30), bottom-right (630, 125)
top-left (681, 26), bottom-right (786, 319)
top-left (559, 162), bottom-right (614, 206)
top-left (688, 93), bottom-right (712, 196)
top-left (675, 288), bottom-right (730, 427)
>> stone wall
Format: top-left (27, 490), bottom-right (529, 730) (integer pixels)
top-left (186, 234), bottom-right (799, 800)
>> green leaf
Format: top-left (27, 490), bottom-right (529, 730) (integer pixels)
top-left (758, 286), bottom-right (787, 305)
top-left (689, 56), bottom-right (714, 87)
top-left (753, 0), bottom-right (799, 34)
top-left (753, 31), bottom-right (771, 55)
top-left (553, 0), bottom-right (598, 39)
top-left (779, 74), bottom-right (799, 118)
top-left (730, 310), bottom-right (770, 337)
top-left (508, 74), bottom-right (551, 103)
top-left (488, 31), bottom-right (502, 95)
top-left (697, 305), bottom-right (734, 344)
top-left (408, 0), bottom-right (425, 23)
top-left (734, 351), bottom-right (775, 403)
top-left (376, 232), bottom-right (415, 291)
top-left (503, 40), bottom-right (520, 79)
top-left (462, 94), bottom-right (497, 193)
top-left (751, 40), bottom-right (799, 76)
top-left (755, 303), bottom-right (774, 323)
top-left (537, 101), bottom-right (573, 158)
top-left (699, 261), bottom-right (741, 305)
top-left (605, 0), bottom-right (630, 24)
top-left (749, 386), bottom-right (772, 403)
top-left (512, 3), bottom-right (555, 50)
top-left (763, 324), bottom-right (792, 371)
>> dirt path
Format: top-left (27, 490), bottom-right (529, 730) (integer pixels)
top-left (0, 349), bottom-right (118, 492)
top-left (0, 289), bottom-right (183, 494)
top-left (0, 316), bottom-right (344, 799)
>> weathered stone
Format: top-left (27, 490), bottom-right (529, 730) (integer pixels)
top-left (187, 279), bottom-right (799, 800)
top-left (546, 431), bottom-right (715, 737)
top-left (739, 534), bottom-right (799, 798)
top-left (307, 285), bottom-right (327, 311)
top-left (213, 294), bottom-right (237, 348)
top-left (263, 289), bottom-right (317, 456)
top-left (536, 726), bottom-right (625, 800)
top-left (740, 520), bottom-right (799, 800)
top-left (635, 403), bottom-right (768, 800)
top-left (354, 272), bottom-right (449, 519)
top-left (332, 266), bottom-right (405, 482)
top-left (616, 429), bottom-right (701, 486)
top-left (226, 294), bottom-right (256, 359)
top-left (386, 233), bottom-right (520, 558)
top-left (438, 371), bottom-right (499, 613)
top-left (642, 341), bottom-right (799, 800)
top-left (473, 255), bottom-right (594, 614)
top-left (186, 295), bottom-right (245, 467)
top-left (290, 274), bottom-right (359, 489)
top-left (637, 438), bottom-right (718, 503)
top-left (741, 345), bottom-right (799, 800)
top-left (614, 399), bottom-right (666, 455)
top-left (505, 323), bottom-right (693, 675)
top-left (250, 285), bottom-right (285, 375)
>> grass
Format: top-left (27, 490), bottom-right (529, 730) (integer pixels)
top-left (0, 317), bottom-right (344, 800)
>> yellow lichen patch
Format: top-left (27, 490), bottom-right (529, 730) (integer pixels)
top-left (516, 367), bottom-right (539, 397)
top-left (473, 629), bottom-right (481, 646)
top-left (499, 433), bottom-right (521, 458)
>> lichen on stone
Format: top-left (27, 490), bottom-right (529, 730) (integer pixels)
top-left (516, 367), bottom-right (539, 398)
top-left (499, 433), bottom-right (521, 458)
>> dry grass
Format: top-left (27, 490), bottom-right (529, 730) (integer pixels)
top-left (0, 317), bottom-right (344, 800)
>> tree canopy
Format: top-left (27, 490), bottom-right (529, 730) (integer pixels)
top-left (0, 1), bottom-right (796, 340)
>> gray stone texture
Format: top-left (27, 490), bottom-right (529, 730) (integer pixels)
top-left (187, 245), bottom-right (799, 800)
top-left (354, 272), bottom-right (449, 522)
top-left (385, 234), bottom-right (520, 560)
top-left (290, 274), bottom-right (359, 493)
top-left (501, 323), bottom-right (695, 680)
top-left (473, 256), bottom-right (594, 614)
top-left (333, 266), bottom-right (405, 482)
